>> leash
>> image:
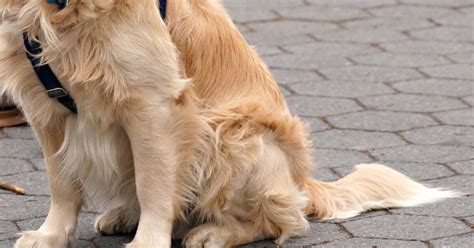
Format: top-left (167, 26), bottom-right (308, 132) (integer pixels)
top-left (23, 0), bottom-right (168, 114)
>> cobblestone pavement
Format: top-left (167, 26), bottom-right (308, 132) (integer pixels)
top-left (1, 0), bottom-right (473, 247)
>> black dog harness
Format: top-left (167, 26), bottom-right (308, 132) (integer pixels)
top-left (23, 0), bottom-right (168, 114)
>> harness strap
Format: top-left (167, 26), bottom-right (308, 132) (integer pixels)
top-left (23, 0), bottom-right (168, 114)
top-left (23, 33), bottom-right (78, 114)
top-left (159, 0), bottom-right (168, 20)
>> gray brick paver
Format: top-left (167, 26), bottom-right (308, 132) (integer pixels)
top-left (313, 238), bottom-right (426, 248)
top-left (352, 52), bottom-right (451, 68)
top-left (0, 158), bottom-right (35, 176)
top-left (431, 234), bottom-right (474, 248)
top-left (448, 160), bottom-right (474, 175)
top-left (1, 0), bottom-right (473, 247)
top-left (327, 111), bottom-right (437, 132)
top-left (359, 94), bottom-right (468, 112)
top-left (311, 129), bottom-right (406, 150)
top-left (0, 221), bottom-right (18, 241)
top-left (287, 96), bottom-right (362, 117)
top-left (343, 215), bottom-right (470, 240)
top-left (401, 126), bottom-right (474, 146)
top-left (371, 145), bottom-right (474, 163)
top-left (334, 162), bottom-right (454, 181)
top-left (392, 78), bottom-right (474, 97)
top-left (272, 69), bottom-right (324, 85)
top-left (289, 81), bottom-right (395, 98)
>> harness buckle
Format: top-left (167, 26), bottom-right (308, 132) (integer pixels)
top-left (46, 88), bottom-right (69, 99)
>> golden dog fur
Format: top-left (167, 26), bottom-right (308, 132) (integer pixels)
top-left (0, 0), bottom-right (459, 247)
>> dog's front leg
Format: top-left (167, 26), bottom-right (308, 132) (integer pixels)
top-left (15, 120), bottom-right (83, 248)
top-left (121, 103), bottom-right (179, 248)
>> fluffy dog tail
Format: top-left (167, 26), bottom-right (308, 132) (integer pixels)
top-left (304, 163), bottom-right (461, 220)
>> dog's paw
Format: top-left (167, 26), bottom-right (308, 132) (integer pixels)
top-left (15, 230), bottom-right (71, 248)
top-left (183, 225), bottom-right (230, 248)
top-left (95, 207), bottom-right (138, 236)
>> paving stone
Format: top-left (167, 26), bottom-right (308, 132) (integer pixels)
top-left (411, 27), bottom-right (474, 43)
top-left (271, 69), bottom-right (323, 85)
top-left (352, 53), bottom-right (450, 67)
top-left (426, 175), bottom-right (474, 195)
top-left (459, 5), bottom-right (474, 15)
top-left (320, 66), bottom-right (422, 83)
top-left (277, 5), bottom-right (368, 22)
top-left (314, 238), bottom-right (426, 248)
top-left (0, 171), bottom-right (49, 196)
top-left (284, 42), bottom-right (380, 58)
top-left (280, 87), bottom-right (292, 97)
top-left (435, 14), bottom-right (474, 27)
top-left (0, 130), bottom-right (5, 139)
top-left (334, 162), bottom-right (454, 181)
top-left (0, 221), bottom-right (17, 241)
top-left (431, 234), bottom-right (474, 248)
top-left (371, 145), bottom-right (474, 163)
top-left (327, 111), bottom-right (436, 132)
top-left (393, 78), bottom-right (474, 97)
top-left (289, 81), bottom-right (395, 98)
top-left (391, 196), bottom-right (474, 218)
top-left (313, 148), bottom-right (374, 168)
top-left (463, 96), bottom-right (474, 106)
top-left (249, 20), bottom-right (339, 37)
top-left (311, 130), bottom-right (406, 150)
top-left (311, 168), bottom-right (340, 182)
top-left (0, 139), bottom-right (42, 159)
top-left (224, 0), bottom-right (305, 9)
top-left (265, 53), bottom-right (352, 70)
top-left (433, 109), bottom-right (474, 126)
top-left (235, 24), bottom-right (251, 33)
top-left (3, 126), bottom-right (34, 140)
top-left (401, 126), bottom-right (474, 146)
top-left (344, 17), bottom-right (435, 31)
top-left (382, 40), bottom-right (474, 54)
top-left (317, 28), bottom-right (408, 43)
top-left (421, 64), bottom-right (474, 80)
top-left (243, 31), bottom-right (313, 47)
top-left (359, 94), bottom-right (467, 112)
top-left (75, 240), bottom-right (96, 247)
top-left (307, 0), bottom-right (397, 8)
top-left (287, 96), bottom-right (362, 117)
top-left (448, 160), bottom-right (474, 175)
top-left (301, 117), bottom-right (331, 133)
top-left (400, 0), bottom-right (474, 7)
top-left (0, 158), bottom-right (34, 176)
top-left (245, 222), bottom-right (349, 247)
top-left (326, 210), bottom-right (389, 224)
top-left (370, 5), bottom-right (458, 19)
top-left (255, 45), bottom-right (282, 57)
top-left (222, 1), bottom-right (277, 24)
top-left (0, 240), bottom-right (15, 247)
top-left (447, 51), bottom-right (474, 64)
top-left (465, 216), bottom-right (474, 225)
top-left (93, 236), bottom-right (133, 248)
top-left (30, 158), bottom-right (46, 171)
top-left (343, 215), bottom-right (470, 240)
top-left (0, 195), bottom-right (49, 221)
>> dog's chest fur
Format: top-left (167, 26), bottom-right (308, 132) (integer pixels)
top-left (58, 116), bottom-right (136, 207)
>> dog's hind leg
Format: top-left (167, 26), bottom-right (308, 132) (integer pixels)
top-left (95, 197), bottom-right (140, 236)
top-left (183, 222), bottom-right (266, 248)
top-left (15, 118), bottom-right (83, 248)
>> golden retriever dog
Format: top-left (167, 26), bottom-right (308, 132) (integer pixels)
top-left (0, 0), bottom-right (459, 247)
